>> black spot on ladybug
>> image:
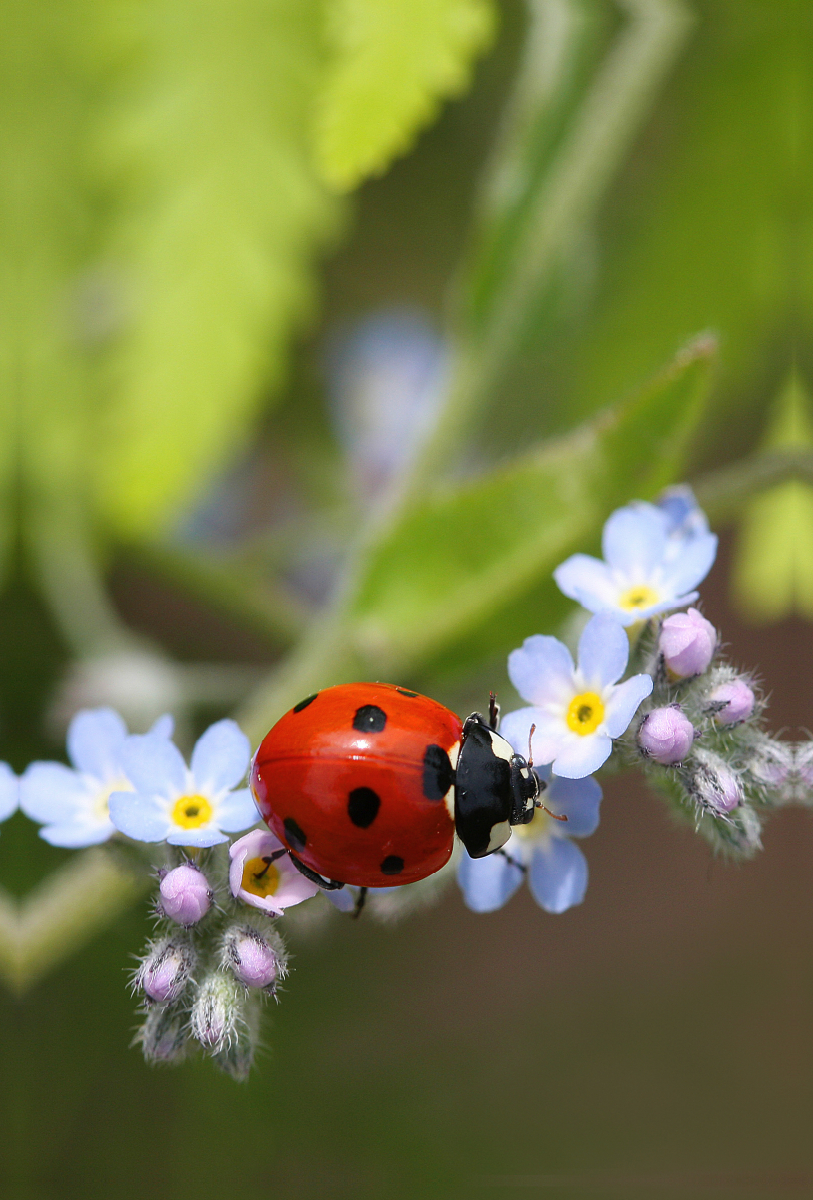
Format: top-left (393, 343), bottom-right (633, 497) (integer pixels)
top-left (422, 744), bottom-right (454, 801)
top-left (353, 704), bottom-right (387, 733)
top-left (283, 817), bottom-right (307, 852)
top-left (293, 693), bottom-right (318, 713)
top-left (347, 786), bottom-right (381, 828)
top-left (380, 855), bottom-right (404, 875)
top-left (396, 688), bottom-right (418, 698)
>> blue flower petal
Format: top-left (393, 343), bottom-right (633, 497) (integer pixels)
top-left (0, 763), bottom-right (18, 822)
top-left (326, 886), bottom-right (359, 913)
top-left (216, 787), bottom-right (260, 832)
top-left (602, 504), bottom-right (668, 577)
top-left (149, 713), bottom-right (175, 739)
top-left (39, 820), bottom-right (114, 848)
top-left (552, 733), bottom-right (612, 779)
top-left (166, 826), bottom-right (229, 847)
top-left (508, 635), bottom-right (574, 706)
top-left (66, 708), bottom-right (128, 779)
top-left (191, 720), bottom-right (251, 794)
top-left (661, 532), bottom-right (718, 596)
top-left (109, 791), bottom-right (171, 842)
top-left (457, 848), bottom-right (525, 913)
top-left (546, 774), bottom-right (602, 837)
top-left (553, 554), bottom-right (617, 609)
top-left (121, 734), bottom-right (187, 797)
top-left (603, 673), bottom-right (653, 738)
top-left (528, 837), bottom-right (588, 913)
top-left (577, 613), bottom-right (628, 688)
top-left (501, 708), bottom-right (565, 769)
top-left (20, 763), bottom-right (88, 823)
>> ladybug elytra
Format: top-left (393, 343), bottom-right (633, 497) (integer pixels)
top-left (250, 682), bottom-right (542, 893)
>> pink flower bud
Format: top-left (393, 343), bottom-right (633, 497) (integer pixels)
top-left (136, 938), bottom-right (194, 1004)
top-left (158, 863), bottom-right (212, 926)
top-left (638, 706), bottom-right (695, 765)
top-left (659, 608), bottom-right (717, 678)
top-left (190, 972), bottom-right (244, 1053)
top-left (691, 753), bottom-right (743, 815)
top-left (224, 926), bottom-right (284, 990)
top-left (709, 679), bottom-right (755, 725)
top-left (709, 764), bottom-right (743, 814)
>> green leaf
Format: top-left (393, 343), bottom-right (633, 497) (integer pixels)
top-left (347, 336), bottom-right (715, 673)
top-left (0, 0), bottom-right (103, 563)
top-left (732, 373), bottom-right (813, 622)
top-left (313, 0), bottom-right (497, 191)
top-left (92, 0), bottom-right (339, 536)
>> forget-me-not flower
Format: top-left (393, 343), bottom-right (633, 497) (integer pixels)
top-left (229, 828), bottom-right (320, 915)
top-left (20, 708), bottom-right (173, 847)
top-left (109, 719), bottom-right (258, 847)
top-left (553, 499), bottom-right (717, 626)
top-left (0, 763), bottom-right (18, 830)
top-left (458, 768), bottom-right (601, 914)
top-left (500, 612), bottom-right (653, 778)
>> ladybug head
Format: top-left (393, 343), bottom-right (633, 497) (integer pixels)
top-left (454, 714), bottom-right (541, 859)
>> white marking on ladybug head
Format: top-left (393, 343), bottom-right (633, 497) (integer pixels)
top-left (444, 740), bottom-right (461, 819)
top-left (486, 820), bottom-right (511, 853)
top-left (487, 731), bottom-right (514, 763)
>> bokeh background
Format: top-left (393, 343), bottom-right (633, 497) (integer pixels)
top-left (2, 1), bottom-right (813, 1196)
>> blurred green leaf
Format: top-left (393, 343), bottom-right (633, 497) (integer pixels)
top-left (733, 373), bottom-right (813, 622)
top-left (348, 335), bottom-right (714, 673)
top-left (92, 0), bottom-right (339, 536)
top-left (1, 0), bottom-right (101, 565)
top-left (313, 0), bottom-right (496, 191)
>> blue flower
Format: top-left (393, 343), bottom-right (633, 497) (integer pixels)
top-left (20, 708), bottom-right (173, 847)
top-left (458, 769), bottom-right (601, 914)
top-left (500, 612), bottom-right (653, 779)
top-left (0, 763), bottom-right (18, 828)
top-left (553, 499), bottom-right (717, 626)
top-left (109, 719), bottom-right (259, 847)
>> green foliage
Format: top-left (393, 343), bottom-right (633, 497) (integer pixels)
top-left (313, 0), bottom-right (497, 191)
top-left (733, 374), bottom-right (813, 621)
top-left (93, 0), bottom-right (339, 536)
top-left (349, 337), bottom-right (714, 675)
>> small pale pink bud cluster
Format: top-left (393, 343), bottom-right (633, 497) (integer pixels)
top-left (638, 706), bottom-right (695, 765)
top-left (659, 608), bottom-right (717, 679)
top-left (190, 971), bottom-right (245, 1053)
top-left (708, 679), bottom-right (755, 726)
top-left (158, 862), bottom-right (212, 926)
top-left (135, 937), bottom-right (195, 1004)
top-left (223, 925), bottom-right (286, 991)
top-left (138, 1005), bottom-right (189, 1064)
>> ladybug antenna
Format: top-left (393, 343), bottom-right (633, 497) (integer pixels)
top-left (488, 692), bottom-right (500, 731)
top-left (528, 725), bottom-right (568, 823)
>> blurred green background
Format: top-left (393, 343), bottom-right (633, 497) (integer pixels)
top-left (2, 0), bottom-right (813, 1196)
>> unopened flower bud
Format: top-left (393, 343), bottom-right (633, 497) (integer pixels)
top-left (223, 925), bottom-right (286, 991)
top-left (135, 937), bottom-right (195, 1004)
top-left (638, 706), bottom-right (695, 764)
top-left (659, 608), bottom-right (716, 678)
top-left (158, 862), bottom-right (212, 926)
top-left (690, 752), bottom-right (743, 815)
top-left (137, 1004), bottom-right (189, 1064)
top-left (708, 679), bottom-right (755, 725)
top-left (190, 971), bottom-right (245, 1054)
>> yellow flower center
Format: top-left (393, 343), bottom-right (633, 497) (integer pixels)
top-left (513, 807), bottom-right (550, 841)
top-left (171, 794), bottom-right (213, 829)
top-left (618, 584), bottom-right (660, 612)
top-left (566, 691), bottom-right (605, 735)
top-left (94, 777), bottom-right (131, 821)
top-left (241, 855), bottom-right (281, 898)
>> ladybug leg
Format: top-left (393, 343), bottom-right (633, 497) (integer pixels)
top-left (488, 692), bottom-right (500, 731)
top-left (287, 852), bottom-right (346, 891)
top-left (496, 847), bottom-right (526, 874)
top-left (351, 887), bottom-right (368, 919)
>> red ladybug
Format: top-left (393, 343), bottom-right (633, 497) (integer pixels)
top-left (250, 682), bottom-right (542, 893)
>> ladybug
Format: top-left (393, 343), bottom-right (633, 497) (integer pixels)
top-left (250, 682), bottom-right (549, 896)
